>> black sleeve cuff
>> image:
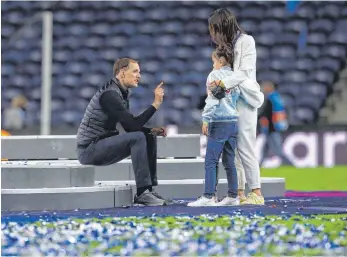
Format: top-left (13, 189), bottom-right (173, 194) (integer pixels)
top-left (141, 127), bottom-right (152, 134)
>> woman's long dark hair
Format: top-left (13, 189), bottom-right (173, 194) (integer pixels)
top-left (208, 8), bottom-right (245, 66)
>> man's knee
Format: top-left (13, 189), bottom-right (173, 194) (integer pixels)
top-left (142, 131), bottom-right (157, 144)
top-left (130, 131), bottom-right (146, 144)
top-left (77, 153), bottom-right (90, 165)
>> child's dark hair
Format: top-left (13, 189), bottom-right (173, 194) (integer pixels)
top-left (213, 45), bottom-right (233, 66)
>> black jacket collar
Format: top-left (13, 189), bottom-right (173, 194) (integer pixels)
top-left (112, 78), bottom-right (129, 100)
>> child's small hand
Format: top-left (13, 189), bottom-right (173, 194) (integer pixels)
top-left (209, 80), bottom-right (225, 88)
top-left (202, 122), bottom-right (208, 136)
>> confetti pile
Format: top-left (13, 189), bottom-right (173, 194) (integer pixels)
top-left (2, 214), bottom-right (347, 256)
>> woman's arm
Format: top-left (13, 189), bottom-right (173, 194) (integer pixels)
top-left (210, 72), bottom-right (264, 108)
top-left (219, 35), bottom-right (264, 108)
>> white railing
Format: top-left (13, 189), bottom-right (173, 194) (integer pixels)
top-left (40, 11), bottom-right (53, 135)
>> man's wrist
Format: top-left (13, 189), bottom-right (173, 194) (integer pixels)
top-left (152, 102), bottom-right (161, 109)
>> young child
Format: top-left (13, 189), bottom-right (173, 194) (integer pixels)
top-left (188, 48), bottom-right (241, 206)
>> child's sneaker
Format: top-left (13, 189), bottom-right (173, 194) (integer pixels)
top-left (240, 192), bottom-right (265, 205)
top-left (214, 196), bottom-right (240, 206)
top-left (187, 196), bottom-right (217, 207)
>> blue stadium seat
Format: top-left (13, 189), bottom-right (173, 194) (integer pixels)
top-left (322, 45), bottom-right (347, 63)
top-left (121, 9), bottom-right (145, 23)
top-left (256, 46), bottom-right (271, 60)
top-left (259, 71), bottom-right (281, 85)
top-left (341, 6), bottom-right (347, 18)
top-left (295, 58), bottom-right (314, 72)
top-left (307, 32), bottom-right (327, 46)
top-left (310, 19), bottom-right (334, 34)
top-left (304, 82), bottom-right (328, 99)
top-left (111, 23), bottom-right (137, 36)
top-left (265, 7), bottom-right (287, 21)
top-left (277, 32), bottom-right (299, 46)
top-left (295, 107), bottom-right (315, 123)
top-left (256, 33), bottom-right (277, 47)
top-left (145, 8), bottom-right (168, 22)
top-left (301, 45), bottom-right (321, 59)
top-left (285, 20), bottom-right (307, 34)
top-left (329, 31), bottom-right (347, 46)
top-left (55, 10), bottom-right (73, 24)
top-left (259, 20), bottom-right (283, 33)
top-left (240, 20), bottom-right (258, 35)
top-left (294, 5), bottom-right (315, 20)
top-left (309, 70), bottom-right (335, 86)
top-left (280, 94), bottom-right (295, 108)
top-left (283, 70), bottom-right (307, 84)
top-left (155, 35), bottom-right (178, 47)
top-left (61, 110), bottom-right (82, 125)
top-left (161, 21), bottom-right (184, 35)
top-left (278, 84), bottom-right (301, 98)
top-left (165, 109), bottom-right (183, 125)
top-left (269, 58), bottom-right (293, 72)
top-left (185, 21), bottom-right (208, 34)
top-left (317, 3), bottom-right (341, 19)
top-left (271, 45), bottom-right (296, 59)
top-left (51, 98), bottom-right (65, 112)
top-left (78, 86), bottom-right (98, 100)
top-left (315, 58), bottom-right (342, 73)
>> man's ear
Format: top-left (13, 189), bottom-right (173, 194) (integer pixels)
top-left (120, 69), bottom-right (125, 78)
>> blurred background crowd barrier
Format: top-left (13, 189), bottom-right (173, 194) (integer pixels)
top-left (1, 1), bottom-right (347, 166)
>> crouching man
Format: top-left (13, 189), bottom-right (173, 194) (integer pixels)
top-left (76, 58), bottom-right (169, 206)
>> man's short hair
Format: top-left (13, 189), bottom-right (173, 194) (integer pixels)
top-left (113, 58), bottom-right (138, 76)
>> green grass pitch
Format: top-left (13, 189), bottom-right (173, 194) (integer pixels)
top-left (261, 166), bottom-right (347, 191)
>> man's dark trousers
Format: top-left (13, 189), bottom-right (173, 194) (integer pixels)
top-left (77, 131), bottom-right (158, 188)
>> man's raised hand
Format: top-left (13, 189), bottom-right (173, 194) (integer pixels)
top-left (152, 82), bottom-right (164, 109)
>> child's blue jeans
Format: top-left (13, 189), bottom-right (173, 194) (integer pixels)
top-left (204, 121), bottom-right (238, 198)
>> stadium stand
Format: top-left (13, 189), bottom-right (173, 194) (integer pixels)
top-left (2, 1), bottom-right (347, 127)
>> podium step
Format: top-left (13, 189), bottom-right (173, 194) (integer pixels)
top-left (2, 163), bottom-right (95, 189)
top-left (1, 185), bottom-right (133, 211)
top-left (97, 177), bottom-right (285, 199)
top-left (1, 134), bottom-right (200, 159)
top-left (3, 159), bottom-right (250, 181)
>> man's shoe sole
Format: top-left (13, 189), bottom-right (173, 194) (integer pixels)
top-left (134, 201), bottom-right (167, 206)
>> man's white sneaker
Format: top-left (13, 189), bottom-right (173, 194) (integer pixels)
top-left (213, 196), bottom-right (240, 206)
top-left (187, 196), bottom-right (217, 207)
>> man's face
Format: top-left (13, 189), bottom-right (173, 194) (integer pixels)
top-left (121, 62), bottom-right (141, 88)
top-left (261, 82), bottom-right (274, 94)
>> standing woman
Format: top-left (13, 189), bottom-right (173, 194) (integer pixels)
top-left (208, 8), bottom-right (264, 204)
